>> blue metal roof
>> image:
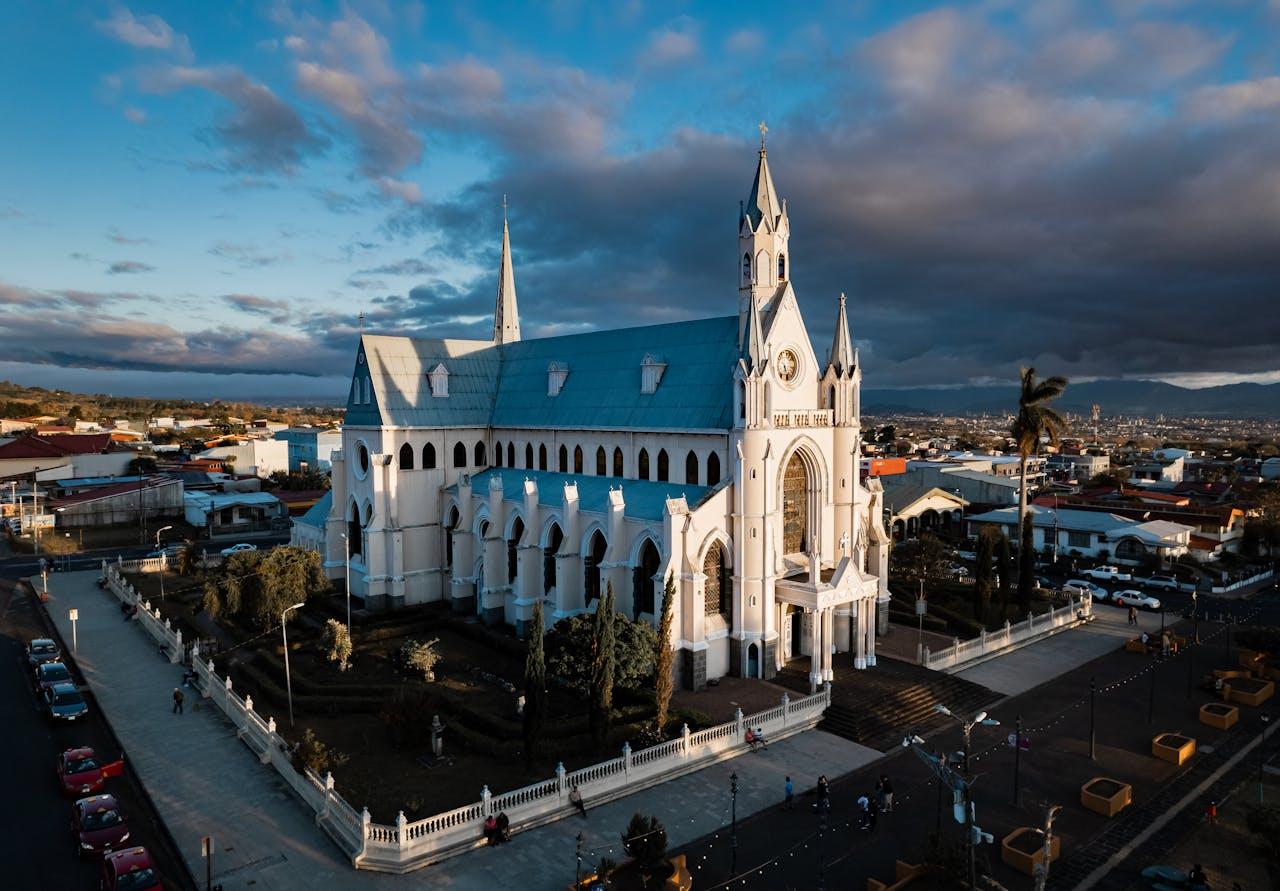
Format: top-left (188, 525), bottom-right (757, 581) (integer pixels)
top-left (452, 468), bottom-right (717, 523)
top-left (295, 490), bottom-right (333, 530)
top-left (344, 315), bottom-right (739, 432)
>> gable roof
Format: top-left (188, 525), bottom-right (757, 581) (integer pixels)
top-left (0, 433), bottom-right (114, 459)
top-left (349, 315), bottom-right (739, 432)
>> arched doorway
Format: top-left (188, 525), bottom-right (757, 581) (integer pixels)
top-left (634, 538), bottom-right (660, 617)
top-left (782, 451), bottom-right (811, 555)
top-left (747, 642), bottom-right (759, 679)
top-left (584, 530), bottom-right (607, 602)
top-left (507, 517), bottom-right (524, 584)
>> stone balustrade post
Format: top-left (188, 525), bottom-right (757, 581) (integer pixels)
top-left (622, 741), bottom-right (632, 779)
top-left (781, 693), bottom-right (790, 729)
top-left (224, 675), bottom-right (232, 710)
top-left (173, 629), bottom-right (183, 664)
top-left (555, 762), bottom-right (566, 800)
top-left (321, 772), bottom-right (335, 820)
top-left (396, 811), bottom-right (408, 851)
top-left (361, 807), bottom-right (371, 850)
top-left (243, 695), bottom-right (254, 730)
top-left (481, 785), bottom-right (492, 818)
top-left (267, 716), bottom-right (276, 735)
top-left (923, 646), bottom-right (931, 666)
top-left (980, 628), bottom-right (987, 653)
top-left (733, 707), bottom-right (743, 740)
top-left (681, 723), bottom-right (691, 759)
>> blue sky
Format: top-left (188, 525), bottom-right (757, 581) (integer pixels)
top-left (1, 0), bottom-right (1279, 402)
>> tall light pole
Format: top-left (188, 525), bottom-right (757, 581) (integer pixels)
top-left (934, 704), bottom-right (1001, 889)
top-left (282, 601), bottom-right (306, 727)
top-left (729, 771), bottom-right (739, 877)
top-left (340, 532), bottom-right (351, 632)
top-left (155, 525), bottom-right (173, 602)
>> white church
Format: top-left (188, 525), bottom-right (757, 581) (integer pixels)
top-left (322, 137), bottom-right (890, 690)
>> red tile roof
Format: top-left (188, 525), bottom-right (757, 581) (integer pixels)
top-left (0, 433), bottom-right (115, 459)
top-left (52, 476), bottom-right (177, 507)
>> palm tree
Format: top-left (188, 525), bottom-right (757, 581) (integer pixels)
top-left (1010, 368), bottom-right (1068, 609)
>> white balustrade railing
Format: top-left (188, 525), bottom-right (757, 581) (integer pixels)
top-left (115, 554), bottom-right (168, 573)
top-left (101, 564), bottom-right (183, 664)
top-left (924, 594), bottom-right (1092, 672)
top-left (100, 561), bottom-right (829, 874)
top-left (772, 409), bottom-right (833, 428)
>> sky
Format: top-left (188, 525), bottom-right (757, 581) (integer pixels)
top-left (2, 0), bottom-right (1279, 403)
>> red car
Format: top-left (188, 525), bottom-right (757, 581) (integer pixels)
top-left (73, 794), bottom-right (130, 856)
top-left (58, 747), bottom-right (124, 798)
top-left (100, 846), bottom-right (162, 891)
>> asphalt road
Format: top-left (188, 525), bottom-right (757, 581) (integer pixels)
top-left (0, 580), bottom-right (193, 890)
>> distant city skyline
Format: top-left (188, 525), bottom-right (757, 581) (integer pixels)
top-left (2, 1), bottom-right (1279, 400)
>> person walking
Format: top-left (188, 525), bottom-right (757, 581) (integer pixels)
top-left (1161, 630), bottom-right (1172, 659)
top-left (172, 687), bottom-right (184, 715)
top-left (569, 784), bottom-right (587, 817)
top-left (815, 775), bottom-right (830, 814)
top-left (1128, 605), bottom-right (1137, 626)
top-left (1205, 800), bottom-right (1217, 825)
top-left (784, 776), bottom-right (794, 810)
top-left (880, 775), bottom-right (894, 813)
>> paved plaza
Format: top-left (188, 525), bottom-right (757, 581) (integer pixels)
top-left (42, 570), bottom-right (877, 890)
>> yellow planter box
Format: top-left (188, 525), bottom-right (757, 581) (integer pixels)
top-left (1199, 702), bottom-right (1239, 730)
top-left (1223, 678), bottom-right (1275, 707)
top-left (1080, 777), bottom-right (1132, 817)
top-left (1152, 733), bottom-right (1196, 766)
top-left (1002, 827), bottom-right (1060, 876)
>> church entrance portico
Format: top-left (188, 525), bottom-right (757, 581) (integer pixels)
top-left (777, 557), bottom-right (878, 691)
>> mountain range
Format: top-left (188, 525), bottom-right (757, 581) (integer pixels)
top-left (862, 379), bottom-right (1280, 419)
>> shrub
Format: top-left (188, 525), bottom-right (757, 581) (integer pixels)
top-left (399, 638), bottom-right (442, 681)
top-left (546, 606), bottom-right (657, 697)
top-left (322, 619), bottom-right (352, 671)
top-left (292, 728), bottom-right (348, 776)
top-left (621, 813), bottom-right (667, 873)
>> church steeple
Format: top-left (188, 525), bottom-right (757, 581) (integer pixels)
top-left (738, 123), bottom-right (790, 345)
top-left (493, 198), bottom-right (521, 344)
top-left (829, 293), bottom-right (854, 376)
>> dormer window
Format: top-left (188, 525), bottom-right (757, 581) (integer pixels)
top-left (640, 353), bottom-right (667, 395)
top-left (428, 363), bottom-right (449, 398)
top-left (548, 361), bottom-right (569, 396)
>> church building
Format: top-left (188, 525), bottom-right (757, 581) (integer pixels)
top-left (324, 137), bottom-right (891, 690)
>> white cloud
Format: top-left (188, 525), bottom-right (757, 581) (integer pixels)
top-left (97, 7), bottom-right (191, 58)
top-left (376, 177), bottom-right (422, 204)
top-left (640, 26), bottom-right (699, 67)
top-left (123, 106), bottom-right (146, 124)
top-left (1185, 77), bottom-right (1280, 123)
top-left (725, 29), bottom-right (763, 54)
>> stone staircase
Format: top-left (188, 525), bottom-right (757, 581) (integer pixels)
top-left (773, 658), bottom-right (1001, 752)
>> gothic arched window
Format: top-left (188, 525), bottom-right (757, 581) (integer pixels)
top-left (444, 506), bottom-right (458, 566)
top-left (574, 445), bottom-right (584, 474)
top-left (507, 517), bottom-right (523, 584)
top-left (657, 449), bottom-right (669, 482)
top-left (742, 253), bottom-right (751, 285)
top-left (638, 448), bottom-right (650, 480)
top-left (782, 452), bottom-right (809, 554)
top-left (347, 501), bottom-right (363, 557)
top-left (595, 446), bottom-right (606, 476)
top-left (685, 450), bottom-right (699, 485)
top-left (495, 440), bottom-right (503, 467)
top-left (525, 443), bottom-right (534, 469)
top-left (538, 444), bottom-right (547, 470)
top-left (707, 452), bottom-right (721, 486)
top-left (634, 538), bottom-right (660, 617)
top-left (544, 523), bottom-right (563, 592)
top-left (703, 541), bottom-right (730, 619)
top-left (612, 447), bottom-right (624, 477)
top-left (423, 443), bottom-right (437, 469)
top-left (506, 442), bottom-right (515, 468)
top-left (584, 531), bottom-right (607, 602)
top-left (777, 253), bottom-right (786, 281)
top-left (474, 441), bottom-right (486, 467)
top-left (559, 444), bottom-right (569, 473)
top-left (398, 443), bottom-right (414, 470)
top-left (453, 442), bottom-right (467, 468)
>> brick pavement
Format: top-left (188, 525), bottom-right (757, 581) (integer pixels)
top-left (40, 570), bottom-right (878, 890)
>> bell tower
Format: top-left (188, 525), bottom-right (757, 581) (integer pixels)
top-left (738, 122), bottom-right (790, 347)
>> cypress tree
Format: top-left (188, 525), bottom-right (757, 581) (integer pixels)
top-left (974, 530), bottom-right (994, 621)
top-left (522, 598), bottom-right (547, 765)
top-left (997, 533), bottom-right (1013, 615)
top-left (653, 573), bottom-right (676, 736)
top-left (590, 583), bottom-right (617, 749)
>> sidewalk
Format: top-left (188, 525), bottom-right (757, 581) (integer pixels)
top-left (42, 571), bottom-right (878, 890)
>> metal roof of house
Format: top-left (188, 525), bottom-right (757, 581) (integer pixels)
top-left (448, 468), bottom-right (718, 523)
top-left (346, 315), bottom-right (739, 432)
top-left (295, 490), bottom-right (332, 530)
top-left (967, 505), bottom-right (1194, 541)
top-left (878, 480), bottom-right (967, 514)
top-left (184, 491), bottom-right (282, 511)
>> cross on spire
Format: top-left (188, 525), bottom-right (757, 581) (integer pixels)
top-left (357, 310), bottom-right (365, 334)
top-left (502, 193), bottom-right (508, 221)
top-left (758, 120), bottom-right (768, 150)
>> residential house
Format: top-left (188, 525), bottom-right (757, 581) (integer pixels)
top-left (967, 505), bottom-right (1193, 565)
top-left (274, 427), bottom-right (342, 472)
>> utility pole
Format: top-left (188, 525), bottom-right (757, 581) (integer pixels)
top-left (729, 771), bottom-right (739, 877)
top-left (575, 832), bottom-right (583, 888)
top-left (1032, 804), bottom-right (1062, 891)
top-left (1013, 715), bottom-right (1023, 806)
top-left (1089, 677), bottom-right (1097, 761)
top-left (1148, 651), bottom-right (1158, 724)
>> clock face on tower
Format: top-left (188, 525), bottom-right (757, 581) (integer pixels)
top-left (776, 348), bottom-right (799, 383)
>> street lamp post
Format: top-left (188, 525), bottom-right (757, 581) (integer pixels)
top-left (1013, 715), bottom-right (1023, 806)
top-left (1090, 677), bottom-right (1097, 761)
top-left (1148, 651), bottom-right (1158, 725)
top-left (281, 602), bottom-right (306, 727)
top-left (729, 771), bottom-right (739, 877)
top-left (934, 705), bottom-right (1000, 890)
top-left (575, 832), bottom-right (583, 888)
top-left (341, 532), bottom-right (351, 632)
top-left (1188, 592), bottom-right (1198, 698)
top-left (155, 525), bottom-right (173, 602)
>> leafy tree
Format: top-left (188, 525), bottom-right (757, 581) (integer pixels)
top-left (399, 638), bottom-right (442, 681)
top-left (590, 584), bottom-right (617, 749)
top-left (201, 545), bottom-right (329, 628)
top-left (653, 573), bottom-right (676, 735)
top-left (322, 619), bottom-right (352, 671)
top-left (621, 813), bottom-right (668, 875)
top-left (291, 728), bottom-right (348, 776)
top-left (127, 455), bottom-right (158, 475)
top-left (890, 533), bottom-right (947, 586)
top-left (875, 425), bottom-right (897, 444)
top-left (177, 542), bottom-right (201, 577)
top-left (67, 404), bottom-right (83, 419)
top-left (546, 605), bottom-right (657, 697)
top-left (267, 469), bottom-right (332, 491)
top-left (523, 599), bottom-right (547, 764)
top-left (1010, 368), bottom-right (1067, 609)
top-left (973, 529), bottom-right (995, 620)
top-left (996, 533), bottom-right (1013, 611)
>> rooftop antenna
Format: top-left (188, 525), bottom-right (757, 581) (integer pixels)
top-left (1091, 404), bottom-right (1100, 444)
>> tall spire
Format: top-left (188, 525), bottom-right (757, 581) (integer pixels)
top-left (829, 292), bottom-right (854, 375)
top-left (743, 122), bottom-right (782, 232)
top-left (493, 196), bottom-right (521, 344)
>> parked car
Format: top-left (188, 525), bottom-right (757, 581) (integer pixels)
top-left (100, 846), bottom-right (162, 891)
top-left (144, 544), bottom-right (184, 560)
top-left (1081, 564), bottom-right (1132, 582)
top-left (1140, 574), bottom-right (1183, 591)
top-left (58, 747), bottom-right (125, 797)
top-left (1063, 579), bottom-right (1109, 600)
top-left (1113, 590), bottom-right (1161, 610)
top-left (26, 637), bottom-right (61, 669)
top-left (43, 682), bottom-right (88, 723)
top-left (74, 794), bottom-right (130, 857)
top-left (220, 543), bottom-right (257, 557)
top-left (34, 661), bottom-right (73, 696)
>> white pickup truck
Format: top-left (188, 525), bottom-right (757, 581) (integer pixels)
top-left (1080, 565), bottom-right (1132, 582)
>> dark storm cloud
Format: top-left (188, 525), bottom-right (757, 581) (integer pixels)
top-left (223, 293), bottom-right (291, 323)
top-left (107, 260), bottom-right (155, 275)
